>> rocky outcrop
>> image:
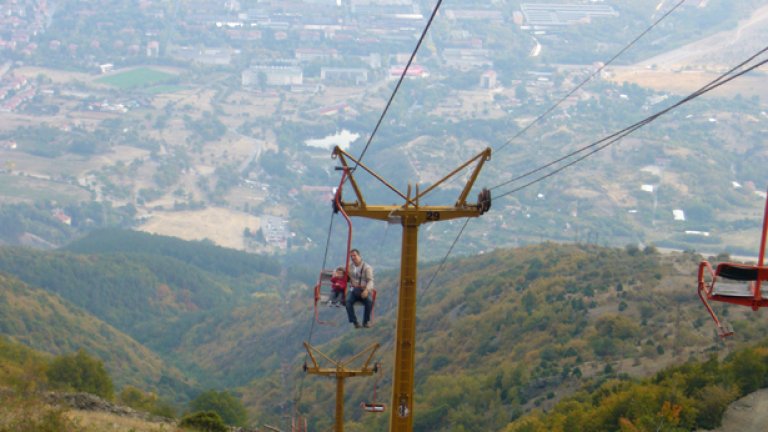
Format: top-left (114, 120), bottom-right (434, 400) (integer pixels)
top-left (42, 392), bottom-right (260, 432)
top-left (43, 391), bottom-right (160, 421)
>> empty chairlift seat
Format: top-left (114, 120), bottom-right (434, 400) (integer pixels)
top-left (697, 188), bottom-right (768, 337)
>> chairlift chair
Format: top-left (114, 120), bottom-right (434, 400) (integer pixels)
top-left (698, 188), bottom-right (768, 338)
top-left (313, 169), bottom-right (354, 326)
top-left (314, 166), bottom-right (381, 326)
top-left (362, 402), bottom-right (386, 413)
top-left (361, 362), bottom-right (386, 413)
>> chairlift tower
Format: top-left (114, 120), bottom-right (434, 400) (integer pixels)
top-left (303, 342), bottom-right (381, 432)
top-left (332, 146), bottom-right (492, 432)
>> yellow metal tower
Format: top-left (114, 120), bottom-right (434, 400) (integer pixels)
top-left (302, 341), bottom-right (381, 432)
top-left (332, 145), bottom-right (491, 432)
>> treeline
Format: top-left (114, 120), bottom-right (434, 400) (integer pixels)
top-left (0, 201), bottom-right (137, 248)
top-left (65, 229), bottom-right (281, 279)
top-left (505, 343), bottom-right (768, 431)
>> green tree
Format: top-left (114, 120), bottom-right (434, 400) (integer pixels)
top-left (179, 411), bottom-right (227, 432)
top-left (46, 349), bottom-right (114, 399)
top-left (119, 385), bottom-right (176, 418)
top-left (189, 390), bottom-right (247, 426)
top-left (694, 384), bottom-right (738, 429)
top-left (727, 348), bottom-right (768, 394)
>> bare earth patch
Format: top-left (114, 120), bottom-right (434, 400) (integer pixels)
top-left (607, 4), bottom-right (768, 100)
top-left (14, 66), bottom-right (96, 85)
top-left (137, 207), bottom-right (261, 250)
top-left (605, 68), bottom-right (768, 100)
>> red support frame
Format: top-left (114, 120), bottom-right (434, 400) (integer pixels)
top-left (314, 169), bottom-right (354, 326)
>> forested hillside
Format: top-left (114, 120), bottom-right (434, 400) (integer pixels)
top-left (2, 233), bottom-right (768, 430)
top-left (65, 229), bottom-right (281, 279)
top-left (0, 230), bottom-right (289, 346)
top-left (249, 244), bottom-right (768, 431)
top-left (0, 273), bottom-right (189, 394)
top-left (0, 230), bottom-right (309, 392)
top-left (504, 342), bottom-right (768, 431)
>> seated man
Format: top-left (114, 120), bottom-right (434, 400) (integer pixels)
top-left (346, 248), bottom-right (374, 328)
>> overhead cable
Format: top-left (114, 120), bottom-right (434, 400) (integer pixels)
top-left (495, 0), bottom-right (686, 154)
top-left (492, 46), bottom-right (768, 199)
top-left (298, 0), bottom-right (446, 409)
top-left (416, 0), bottom-right (688, 299)
top-left (354, 0), bottom-right (444, 167)
top-left (425, 45), bottom-right (768, 301)
top-left (422, 218), bottom-right (471, 294)
top-left (292, 211), bottom-right (336, 417)
top-left (419, 1), bottom-right (687, 295)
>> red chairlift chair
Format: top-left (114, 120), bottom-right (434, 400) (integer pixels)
top-left (313, 168), bottom-right (378, 326)
top-left (314, 169), bottom-right (353, 326)
top-left (698, 189), bottom-right (768, 338)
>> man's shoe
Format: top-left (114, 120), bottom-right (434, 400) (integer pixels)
top-left (363, 323), bottom-right (371, 328)
top-left (354, 323), bottom-right (362, 329)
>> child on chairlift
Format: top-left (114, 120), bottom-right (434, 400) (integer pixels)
top-left (329, 266), bottom-right (348, 307)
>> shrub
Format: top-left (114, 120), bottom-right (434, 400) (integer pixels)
top-left (189, 390), bottom-right (247, 426)
top-left (179, 411), bottom-right (227, 432)
top-left (119, 385), bottom-right (176, 418)
top-left (0, 395), bottom-right (79, 432)
top-left (46, 349), bottom-right (113, 399)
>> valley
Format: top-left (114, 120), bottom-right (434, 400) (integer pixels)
top-left (1, 0), bottom-right (768, 430)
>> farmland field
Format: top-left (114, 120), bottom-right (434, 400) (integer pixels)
top-left (136, 207), bottom-right (262, 251)
top-left (0, 174), bottom-right (89, 203)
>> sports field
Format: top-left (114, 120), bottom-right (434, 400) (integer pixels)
top-left (96, 67), bottom-right (177, 89)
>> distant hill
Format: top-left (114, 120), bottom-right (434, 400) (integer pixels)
top-left (0, 230), bottom-right (305, 392)
top-left (0, 246), bottom-right (237, 349)
top-left (0, 273), bottom-right (190, 395)
top-left (65, 229), bottom-right (281, 279)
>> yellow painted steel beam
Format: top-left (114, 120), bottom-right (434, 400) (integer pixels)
top-left (335, 377), bottom-right (344, 432)
top-left (390, 216), bottom-right (419, 431)
top-left (340, 206), bottom-right (483, 222)
top-left (302, 368), bottom-right (375, 377)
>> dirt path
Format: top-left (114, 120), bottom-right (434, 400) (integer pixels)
top-left (701, 388), bottom-right (768, 432)
top-left (636, 4), bottom-right (768, 70)
top-left (607, 4), bottom-right (768, 99)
